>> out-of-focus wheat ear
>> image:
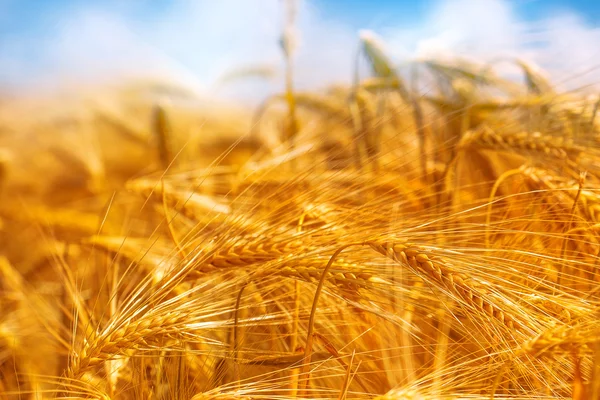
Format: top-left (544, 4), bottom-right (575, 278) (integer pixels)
top-left (348, 94), bottom-right (365, 170)
top-left (48, 144), bottom-right (106, 193)
top-left (515, 59), bottom-right (553, 96)
top-left (421, 59), bottom-right (464, 100)
top-left (458, 126), bottom-right (583, 162)
top-left (359, 31), bottom-right (428, 178)
top-left (423, 60), bottom-right (482, 149)
top-left (280, 0), bottom-right (299, 152)
top-left (572, 354), bottom-right (587, 400)
top-left (515, 59), bottom-right (553, 131)
top-left (295, 92), bottom-right (350, 121)
top-left (358, 30), bottom-right (417, 173)
top-left (94, 106), bottom-right (148, 145)
top-left (0, 148), bottom-right (11, 189)
top-left (215, 64), bottom-right (278, 88)
top-left (591, 340), bottom-right (600, 399)
top-left (375, 387), bottom-right (425, 399)
top-left (358, 30), bottom-right (396, 81)
top-left (589, 94), bottom-right (600, 133)
top-left (0, 255), bottom-right (23, 294)
top-left (409, 63), bottom-right (427, 181)
top-left (0, 256), bottom-right (70, 346)
top-left (81, 235), bottom-right (176, 288)
top-left (355, 31), bottom-right (383, 170)
top-left (126, 178), bottom-right (232, 220)
top-left (0, 204), bottom-right (100, 239)
top-left (152, 103), bottom-right (173, 171)
top-left (365, 90), bottom-right (384, 172)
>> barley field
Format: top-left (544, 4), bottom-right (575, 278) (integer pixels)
top-left (1, 4), bottom-right (600, 400)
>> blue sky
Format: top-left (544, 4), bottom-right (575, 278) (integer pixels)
top-left (316, 0), bottom-right (600, 27)
top-left (1, 0), bottom-right (600, 97)
top-left (2, 0), bottom-right (599, 33)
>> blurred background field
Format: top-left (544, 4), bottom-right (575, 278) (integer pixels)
top-left (2, 1), bottom-right (600, 399)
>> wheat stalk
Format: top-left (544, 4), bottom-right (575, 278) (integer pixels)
top-left (459, 127), bottom-right (583, 160)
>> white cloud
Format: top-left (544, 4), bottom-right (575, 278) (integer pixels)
top-left (140, 0), bottom-right (357, 100)
top-left (382, 0), bottom-right (600, 92)
top-left (2, 0), bottom-right (600, 99)
top-left (535, 13), bottom-right (600, 88)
